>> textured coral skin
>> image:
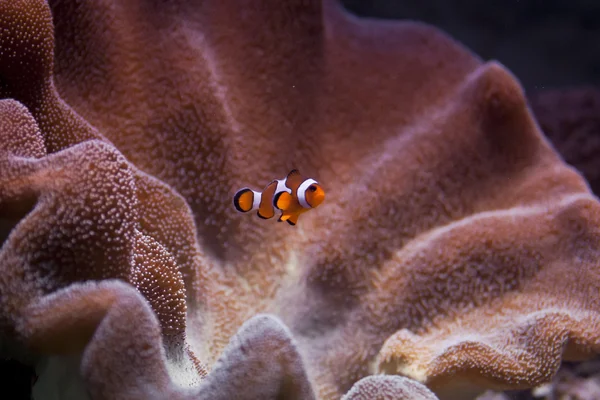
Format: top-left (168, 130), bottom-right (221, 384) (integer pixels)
top-left (1, 0), bottom-right (600, 399)
top-left (342, 375), bottom-right (439, 400)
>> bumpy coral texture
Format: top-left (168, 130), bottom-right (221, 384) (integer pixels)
top-left (1, 0), bottom-right (600, 399)
top-left (342, 376), bottom-right (439, 400)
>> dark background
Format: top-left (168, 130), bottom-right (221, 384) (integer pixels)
top-left (341, 0), bottom-right (600, 91)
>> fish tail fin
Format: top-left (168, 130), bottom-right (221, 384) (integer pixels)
top-left (233, 188), bottom-right (260, 213)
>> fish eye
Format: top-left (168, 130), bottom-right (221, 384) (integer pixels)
top-left (308, 185), bottom-right (317, 192)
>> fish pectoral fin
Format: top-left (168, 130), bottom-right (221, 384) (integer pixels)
top-left (278, 213), bottom-right (291, 222)
top-left (274, 191), bottom-right (292, 210)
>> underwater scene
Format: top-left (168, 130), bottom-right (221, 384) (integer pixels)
top-left (0, 0), bottom-right (599, 399)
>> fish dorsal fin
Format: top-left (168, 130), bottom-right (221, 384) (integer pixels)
top-left (285, 169), bottom-right (305, 191)
top-left (287, 169), bottom-right (301, 179)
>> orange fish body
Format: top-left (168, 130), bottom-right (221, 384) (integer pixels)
top-left (233, 169), bottom-right (325, 225)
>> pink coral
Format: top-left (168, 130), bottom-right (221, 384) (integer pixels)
top-left (1, 0), bottom-right (600, 399)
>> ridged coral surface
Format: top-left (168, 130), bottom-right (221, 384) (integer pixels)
top-left (1, 0), bottom-right (599, 399)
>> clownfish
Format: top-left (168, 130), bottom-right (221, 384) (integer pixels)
top-left (233, 169), bottom-right (325, 225)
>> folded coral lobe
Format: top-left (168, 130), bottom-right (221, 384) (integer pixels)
top-left (2, 0), bottom-right (600, 400)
